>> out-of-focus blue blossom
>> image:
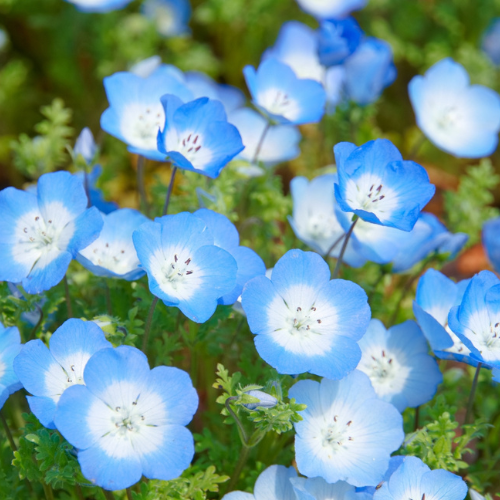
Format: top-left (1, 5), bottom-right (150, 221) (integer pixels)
top-left (0, 322), bottom-right (22, 411)
top-left (243, 390), bottom-right (278, 410)
top-left (101, 68), bottom-right (193, 161)
top-left (374, 456), bottom-right (467, 500)
top-left (64, 0), bottom-right (132, 13)
top-left (142, 0), bottom-right (191, 37)
top-left (75, 165), bottom-right (118, 215)
top-left (13, 319), bottom-right (111, 429)
top-left (334, 139), bottom-right (435, 232)
top-left (193, 208), bottom-right (265, 305)
top-left (243, 58), bottom-right (326, 125)
top-left (483, 216), bottom-right (500, 273)
top-left (54, 345), bottom-right (198, 490)
top-left (289, 371), bottom-right (404, 487)
top-left (157, 95), bottom-right (244, 178)
top-left (78, 209), bottom-right (149, 281)
top-left (357, 319), bottom-right (442, 412)
top-left (242, 249), bottom-right (370, 380)
top-left (230, 109), bottom-right (301, 165)
top-left (448, 271), bottom-right (500, 369)
top-left (130, 55), bottom-right (162, 78)
top-left (409, 58), bottom-right (500, 158)
top-left (74, 128), bottom-right (97, 165)
top-left (294, 0), bottom-right (367, 20)
top-left (133, 212), bottom-right (238, 323)
top-left (289, 175), bottom-right (365, 267)
top-left (413, 269), bottom-right (476, 365)
top-left (292, 476), bottom-right (369, 500)
top-left (482, 19), bottom-right (500, 66)
top-left (0, 171), bottom-right (103, 295)
top-left (318, 18), bottom-right (363, 67)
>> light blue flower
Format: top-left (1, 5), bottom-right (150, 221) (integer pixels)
top-left (0, 322), bottom-right (22, 411)
top-left (222, 464), bottom-right (298, 500)
top-left (289, 371), bottom-right (404, 487)
top-left (133, 212), bottom-right (238, 323)
top-left (294, 0), bottom-right (367, 20)
top-left (0, 171), bottom-right (103, 295)
top-left (193, 209), bottom-right (265, 305)
top-left (448, 271), bottom-right (500, 369)
top-left (356, 456), bottom-right (404, 496)
top-left (413, 269), bottom-right (476, 365)
top-left (157, 95), bottom-right (244, 178)
top-left (241, 249), bottom-right (370, 379)
top-left (409, 58), bottom-right (500, 158)
top-left (64, 0), bottom-right (132, 13)
top-left (101, 67), bottom-right (193, 161)
top-left (54, 345), bottom-right (198, 490)
top-left (230, 108), bottom-right (301, 165)
top-left (74, 128), bottom-right (97, 164)
top-left (75, 165), bottom-right (118, 215)
top-left (357, 319), bottom-right (442, 412)
top-left (141, 0), bottom-right (191, 38)
top-left (483, 216), bottom-right (500, 273)
top-left (78, 209), bottom-right (149, 281)
top-left (292, 475), bottom-right (369, 500)
top-left (318, 18), bottom-right (363, 67)
top-left (130, 55), bottom-right (162, 78)
top-left (374, 456), bottom-right (467, 500)
top-left (243, 58), bottom-right (326, 125)
top-left (334, 139), bottom-right (436, 232)
top-left (13, 319), bottom-right (111, 429)
top-left (482, 19), bottom-right (500, 66)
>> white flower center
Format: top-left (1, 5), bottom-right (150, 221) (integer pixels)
top-left (177, 133), bottom-right (204, 163)
top-left (110, 402), bottom-right (149, 436)
top-left (321, 416), bottom-right (354, 452)
top-left (80, 239), bottom-right (139, 275)
top-left (121, 103), bottom-right (164, 150)
top-left (444, 325), bottom-right (472, 356)
top-left (307, 213), bottom-right (341, 241)
top-left (286, 304), bottom-right (323, 336)
top-left (45, 353), bottom-right (90, 403)
top-left (435, 106), bottom-right (461, 132)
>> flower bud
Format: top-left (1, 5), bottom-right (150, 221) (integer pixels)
top-left (243, 390), bottom-right (278, 410)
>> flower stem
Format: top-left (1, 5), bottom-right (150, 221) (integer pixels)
top-left (409, 132), bottom-right (427, 161)
top-left (74, 484), bottom-right (84, 500)
top-left (142, 296), bottom-right (159, 353)
top-left (251, 121), bottom-right (271, 164)
top-left (42, 482), bottom-right (55, 500)
top-left (414, 406), bottom-right (420, 431)
top-left (0, 410), bottom-right (17, 452)
top-left (465, 363), bottom-right (482, 424)
top-left (136, 155), bottom-right (150, 216)
top-left (225, 397), bottom-right (248, 444)
top-left (226, 444), bottom-right (250, 493)
top-left (102, 489), bottom-right (114, 500)
top-left (126, 488), bottom-right (133, 500)
top-left (332, 217), bottom-right (358, 279)
top-left (28, 305), bottom-right (44, 341)
top-left (162, 166), bottom-right (178, 216)
top-left (325, 233), bottom-right (345, 259)
top-left (64, 275), bottom-right (73, 319)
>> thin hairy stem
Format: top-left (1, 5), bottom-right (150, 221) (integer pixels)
top-left (332, 217), bottom-right (358, 279)
top-left (465, 363), bottom-right (482, 424)
top-left (414, 406), bottom-right (420, 432)
top-left (0, 410), bottom-right (16, 451)
top-left (42, 482), bottom-right (55, 500)
top-left (126, 488), bottom-right (134, 500)
top-left (226, 444), bottom-right (250, 493)
top-left (251, 121), bottom-right (271, 164)
top-left (28, 305), bottom-right (44, 341)
top-left (325, 234), bottom-right (345, 259)
top-left (225, 397), bottom-right (248, 445)
top-left (162, 166), bottom-right (178, 216)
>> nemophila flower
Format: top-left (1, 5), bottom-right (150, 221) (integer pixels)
top-left (75, 165), bottom-right (118, 214)
top-left (101, 67), bottom-right (193, 161)
top-left (291, 476), bottom-right (368, 500)
top-left (141, 0), bottom-right (191, 38)
top-left (130, 55), bottom-right (162, 78)
top-left (78, 209), bottom-right (149, 281)
top-left (74, 128), bottom-right (97, 164)
top-left (448, 271), bottom-right (500, 369)
top-left (357, 456), bottom-right (404, 496)
top-left (0, 322), bottom-right (22, 411)
top-left (157, 95), bottom-right (244, 178)
top-left (373, 456), bottom-right (467, 500)
top-left (229, 108), bottom-right (301, 165)
top-left (133, 212), bottom-right (238, 323)
top-left (318, 18), bottom-right (363, 67)
top-left (13, 319), bottom-right (111, 429)
top-left (482, 19), bottom-right (500, 66)
top-left (243, 390), bottom-right (278, 410)
top-left (289, 175), bottom-right (365, 267)
top-left (334, 139), bottom-right (436, 232)
top-left (0, 171), bottom-right (103, 295)
top-left (54, 345), bottom-right (198, 491)
top-left (408, 58), bottom-right (500, 158)
top-left (193, 209), bottom-right (265, 305)
top-left (243, 58), bottom-right (326, 125)
top-left (357, 319), bottom-right (442, 412)
top-left (413, 269), bottom-right (477, 365)
top-left (222, 464), bottom-right (298, 500)
top-left (241, 249), bottom-right (370, 379)
top-left (294, 0), bottom-right (367, 20)
top-left (63, 0), bottom-right (132, 13)
top-left (483, 217), bottom-right (500, 273)
top-left (289, 371), bottom-right (404, 487)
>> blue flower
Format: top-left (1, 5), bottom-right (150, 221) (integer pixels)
top-left (141, 0), bottom-right (191, 38)
top-left (0, 171), bottom-right (103, 295)
top-left (0, 322), bottom-right (22, 411)
top-left (448, 271), bottom-right (500, 369)
top-left (413, 269), bottom-right (478, 365)
top-left (291, 476), bottom-right (367, 500)
top-left (334, 139), bottom-right (436, 231)
top-left (13, 319), bottom-right (111, 429)
top-left (54, 345), bottom-right (198, 491)
top-left (357, 319), bottom-right (442, 412)
top-left (133, 212), bottom-right (238, 323)
top-left (483, 217), bottom-right (500, 273)
top-left (78, 209), bottom-right (149, 281)
top-left (74, 128), bottom-right (97, 164)
top-left (409, 58), bottom-right (500, 158)
top-left (222, 464), bottom-right (298, 500)
top-left (294, 0), bottom-right (367, 20)
top-left (75, 165), bottom-right (118, 214)
top-left (64, 0), bottom-right (132, 13)
top-left (318, 18), bottom-right (363, 67)
top-left (193, 209), bottom-right (265, 305)
top-left (343, 37), bottom-right (397, 106)
top-left (229, 108), bottom-right (301, 165)
top-left (356, 456), bottom-right (404, 496)
top-left (482, 19), bottom-right (500, 66)
top-left (373, 456), bottom-right (467, 500)
top-left (288, 175), bottom-right (365, 267)
top-left (101, 67), bottom-right (193, 161)
top-left (289, 371), bottom-right (404, 487)
top-left (243, 58), bottom-right (326, 125)
top-left (241, 249), bottom-right (370, 379)
top-left (157, 95), bottom-right (244, 178)
top-left (130, 56), bottom-right (162, 78)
